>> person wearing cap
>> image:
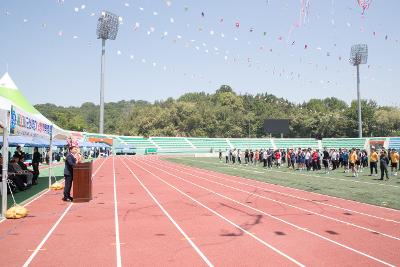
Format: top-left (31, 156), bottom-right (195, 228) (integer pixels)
top-left (369, 147), bottom-right (379, 176)
top-left (63, 145), bottom-right (77, 202)
top-left (390, 149), bottom-right (399, 176)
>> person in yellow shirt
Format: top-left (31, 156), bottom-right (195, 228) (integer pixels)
top-left (349, 148), bottom-right (358, 177)
top-left (369, 148), bottom-right (379, 176)
top-left (390, 149), bottom-right (399, 176)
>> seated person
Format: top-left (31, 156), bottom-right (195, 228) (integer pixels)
top-left (14, 146), bottom-right (25, 160)
top-left (17, 155), bottom-right (37, 185)
top-left (0, 155), bottom-right (28, 191)
top-left (9, 156), bottom-right (33, 187)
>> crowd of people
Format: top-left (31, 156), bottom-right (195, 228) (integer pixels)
top-left (0, 144), bottom-right (95, 195)
top-left (219, 147), bottom-right (399, 180)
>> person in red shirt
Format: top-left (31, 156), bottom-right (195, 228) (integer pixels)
top-left (287, 150), bottom-right (292, 168)
top-left (275, 150), bottom-right (281, 168)
top-left (312, 150), bottom-right (319, 171)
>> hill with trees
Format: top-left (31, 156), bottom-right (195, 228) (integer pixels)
top-left (34, 85), bottom-right (400, 138)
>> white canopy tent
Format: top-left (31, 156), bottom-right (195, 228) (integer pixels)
top-left (0, 72), bottom-right (70, 218)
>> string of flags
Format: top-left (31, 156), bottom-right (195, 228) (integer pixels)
top-left (2, 0), bottom-right (398, 87)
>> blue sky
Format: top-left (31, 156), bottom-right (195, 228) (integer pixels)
top-left (0, 0), bottom-right (399, 107)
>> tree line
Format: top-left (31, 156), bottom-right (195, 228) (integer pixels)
top-left (34, 85), bottom-right (400, 138)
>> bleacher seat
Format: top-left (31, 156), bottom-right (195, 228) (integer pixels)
top-left (151, 137), bottom-right (192, 149)
top-left (119, 136), bottom-right (156, 148)
top-left (187, 138), bottom-right (229, 150)
top-left (322, 138), bottom-right (366, 149)
top-left (389, 137), bottom-right (400, 150)
top-left (274, 138), bottom-right (318, 149)
top-left (229, 139), bottom-right (273, 149)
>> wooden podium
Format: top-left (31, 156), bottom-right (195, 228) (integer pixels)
top-left (73, 161), bottom-right (93, 202)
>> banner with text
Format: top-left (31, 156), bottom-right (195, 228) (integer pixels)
top-left (10, 105), bottom-right (52, 138)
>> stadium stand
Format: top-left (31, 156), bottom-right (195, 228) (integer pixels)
top-left (322, 138), bottom-right (366, 149)
top-left (118, 136), bottom-right (157, 148)
top-left (151, 137), bottom-right (193, 149)
top-left (274, 138), bottom-right (319, 149)
top-left (229, 138), bottom-right (273, 149)
top-left (81, 132), bottom-right (398, 155)
top-left (186, 138), bottom-right (230, 150)
top-left (389, 137), bottom-right (400, 150)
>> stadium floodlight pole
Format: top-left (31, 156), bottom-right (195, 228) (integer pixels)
top-left (96, 11), bottom-right (120, 134)
top-left (349, 44), bottom-right (368, 138)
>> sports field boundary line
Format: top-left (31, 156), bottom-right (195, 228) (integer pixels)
top-left (125, 158), bottom-right (305, 267)
top-left (1, 158), bottom-right (104, 223)
top-left (112, 157), bottom-right (122, 267)
top-left (20, 158), bottom-right (108, 265)
top-left (156, 158), bottom-right (400, 224)
top-left (120, 158), bottom-right (214, 267)
top-left (22, 202), bottom-right (73, 267)
top-left (150, 158), bottom-right (400, 241)
top-left (188, 158), bottom-right (400, 188)
top-left (171, 157), bottom-right (400, 212)
top-left (134, 158), bottom-right (396, 267)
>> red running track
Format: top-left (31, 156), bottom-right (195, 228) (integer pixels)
top-left (0, 156), bottom-right (399, 266)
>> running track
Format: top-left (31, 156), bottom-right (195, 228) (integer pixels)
top-left (0, 156), bottom-right (399, 266)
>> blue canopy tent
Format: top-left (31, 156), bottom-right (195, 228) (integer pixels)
top-left (0, 135), bottom-right (37, 147)
top-left (29, 137), bottom-right (50, 148)
top-left (52, 139), bottom-right (67, 147)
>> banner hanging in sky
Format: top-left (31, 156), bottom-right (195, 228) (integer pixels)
top-left (10, 105), bottom-right (52, 138)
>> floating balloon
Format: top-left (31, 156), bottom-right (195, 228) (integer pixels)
top-left (357, 0), bottom-right (372, 15)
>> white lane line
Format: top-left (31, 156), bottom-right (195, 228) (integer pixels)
top-left (120, 158), bottom-right (214, 267)
top-left (21, 158), bottom-right (108, 265)
top-left (113, 156), bottom-right (122, 267)
top-left (135, 158), bottom-right (396, 267)
top-left (189, 158), bottom-right (400, 188)
top-left (1, 159), bottom-right (105, 224)
top-left (22, 203), bottom-right (73, 267)
top-left (180, 158), bottom-right (400, 213)
top-left (124, 159), bottom-right (304, 267)
top-left (150, 159), bottom-right (400, 241)
top-left (155, 159), bottom-right (400, 224)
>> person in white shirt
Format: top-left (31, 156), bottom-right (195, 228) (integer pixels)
top-left (232, 149), bottom-right (237, 164)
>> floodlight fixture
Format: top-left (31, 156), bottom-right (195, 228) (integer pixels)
top-left (96, 11), bottom-right (120, 134)
top-left (96, 11), bottom-right (119, 40)
top-left (349, 44), bottom-right (368, 138)
top-left (350, 44), bottom-right (368, 66)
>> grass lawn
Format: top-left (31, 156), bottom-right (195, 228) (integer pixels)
top-left (164, 157), bottom-right (400, 210)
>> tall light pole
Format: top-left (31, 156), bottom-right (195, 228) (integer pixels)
top-left (350, 44), bottom-right (368, 138)
top-left (96, 11), bottom-right (119, 134)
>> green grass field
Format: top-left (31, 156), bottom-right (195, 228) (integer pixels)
top-left (165, 157), bottom-right (400, 210)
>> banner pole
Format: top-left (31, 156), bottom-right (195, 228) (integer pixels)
top-left (1, 111), bottom-right (10, 218)
top-left (49, 134), bottom-right (53, 188)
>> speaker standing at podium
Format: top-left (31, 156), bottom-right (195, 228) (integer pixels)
top-left (63, 146), bottom-right (77, 202)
